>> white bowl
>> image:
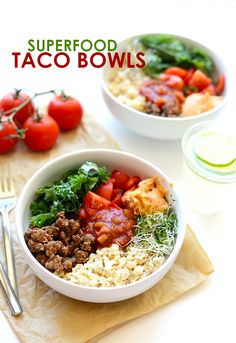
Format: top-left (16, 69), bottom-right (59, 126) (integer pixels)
top-left (16, 149), bottom-right (185, 303)
top-left (102, 33), bottom-right (227, 140)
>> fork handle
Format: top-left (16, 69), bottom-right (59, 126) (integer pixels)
top-left (2, 211), bottom-right (19, 297)
top-left (0, 261), bottom-right (23, 316)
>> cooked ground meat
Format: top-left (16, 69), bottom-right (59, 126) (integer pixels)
top-left (140, 80), bottom-right (183, 117)
top-left (25, 211), bottom-right (96, 273)
top-left (75, 250), bottom-right (89, 264)
top-left (80, 234), bottom-right (96, 252)
top-left (145, 96), bottom-right (182, 117)
top-left (28, 239), bottom-right (44, 253)
top-left (36, 252), bottom-right (48, 266)
top-left (62, 259), bottom-right (74, 273)
top-left (45, 241), bottom-right (63, 257)
top-left (45, 254), bottom-right (63, 272)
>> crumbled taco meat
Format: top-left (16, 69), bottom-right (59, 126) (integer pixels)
top-left (122, 176), bottom-right (168, 215)
top-left (24, 211), bottom-right (96, 273)
top-left (140, 80), bottom-right (184, 117)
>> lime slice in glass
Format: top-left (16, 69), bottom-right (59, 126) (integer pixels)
top-left (193, 131), bottom-right (236, 167)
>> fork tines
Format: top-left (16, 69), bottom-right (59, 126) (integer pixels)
top-left (0, 169), bottom-right (16, 198)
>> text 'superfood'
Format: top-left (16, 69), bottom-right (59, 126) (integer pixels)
top-left (25, 162), bottom-right (178, 287)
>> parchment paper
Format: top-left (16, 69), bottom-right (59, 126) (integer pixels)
top-left (0, 112), bottom-right (119, 195)
top-left (0, 113), bottom-right (214, 343)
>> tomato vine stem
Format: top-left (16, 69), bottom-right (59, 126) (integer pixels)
top-left (0, 89), bottom-right (63, 139)
top-left (1, 89), bottom-right (61, 120)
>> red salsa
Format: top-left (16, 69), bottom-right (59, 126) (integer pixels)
top-left (86, 207), bottom-right (135, 247)
top-left (140, 78), bottom-right (185, 116)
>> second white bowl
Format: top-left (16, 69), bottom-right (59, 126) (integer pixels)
top-left (102, 33), bottom-right (227, 140)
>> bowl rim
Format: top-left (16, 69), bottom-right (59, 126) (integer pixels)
top-left (102, 32), bottom-right (227, 122)
top-left (16, 148), bottom-right (186, 292)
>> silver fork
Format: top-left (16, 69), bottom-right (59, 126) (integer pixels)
top-left (0, 171), bottom-right (22, 315)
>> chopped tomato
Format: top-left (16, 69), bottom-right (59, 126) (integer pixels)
top-left (184, 68), bottom-right (195, 84)
top-left (111, 189), bottom-right (123, 206)
top-left (78, 207), bottom-right (89, 220)
top-left (164, 67), bottom-right (188, 79)
top-left (111, 170), bottom-right (129, 190)
top-left (159, 73), bottom-right (169, 82)
top-left (201, 84), bottom-right (216, 95)
top-left (84, 192), bottom-right (112, 217)
top-left (188, 70), bottom-right (211, 91)
top-left (96, 178), bottom-right (113, 200)
top-left (165, 75), bottom-right (184, 90)
top-left (125, 176), bottom-right (141, 190)
top-left (215, 75), bottom-right (225, 95)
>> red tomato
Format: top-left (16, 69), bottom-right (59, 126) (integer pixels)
top-left (48, 94), bottom-right (83, 131)
top-left (184, 68), bottom-right (195, 84)
top-left (23, 115), bottom-right (60, 151)
top-left (0, 117), bottom-right (18, 154)
top-left (165, 75), bottom-right (184, 90)
top-left (215, 75), bottom-right (225, 95)
top-left (78, 207), bottom-right (89, 220)
top-left (0, 90), bottom-right (34, 127)
top-left (188, 70), bottom-right (211, 90)
top-left (96, 178), bottom-right (113, 200)
top-left (159, 73), bottom-right (169, 82)
top-left (125, 176), bottom-right (141, 190)
top-left (111, 170), bottom-right (129, 190)
top-left (201, 84), bottom-right (216, 95)
top-left (111, 189), bottom-right (123, 207)
top-left (164, 67), bottom-right (188, 79)
top-left (84, 192), bottom-right (112, 217)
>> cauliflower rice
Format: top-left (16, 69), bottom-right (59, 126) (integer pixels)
top-left (108, 69), bottom-right (149, 112)
top-left (58, 244), bottom-right (165, 287)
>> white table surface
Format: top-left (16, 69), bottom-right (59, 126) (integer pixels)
top-left (1, 0), bottom-right (236, 342)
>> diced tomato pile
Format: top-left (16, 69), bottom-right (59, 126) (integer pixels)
top-left (78, 170), bottom-right (141, 248)
top-left (79, 169), bottom-right (141, 216)
top-left (162, 67), bottom-right (225, 96)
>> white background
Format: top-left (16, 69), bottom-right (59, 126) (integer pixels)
top-left (0, 0), bottom-right (236, 342)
